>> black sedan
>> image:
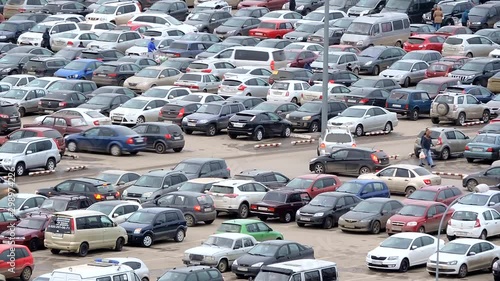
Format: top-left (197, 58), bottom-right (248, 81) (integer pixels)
top-left (296, 192), bottom-right (362, 229)
top-left (286, 101), bottom-right (347, 133)
top-left (41, 1), bottom-right (91, 16)
top-left (0, 53), bottom-right (37, 78)
top-left (350, 78), bottom-right (401, 91)
top-left (92, 62), bottom-right (142, 87)
top-left (343, 87), bottom-right (390, 107)
top-left (227, 110), bottom-right (292, 141)
top-left (231, 240), bottom-right (314, 278)
top-left (78, 93), bottom-right (130, 116)
top-left (252, 101), bottom-right (299, 119)
top-left (234, 169), bottom-right (290, 189)
top-left (132, 122), bottom-right (185, 153)
top-left (0, 20), bottom-right (36, 43)
top-left (22, 57), bottom-right (69, 77)
top-left (309, 147), bottom-right (390, 176)
top-left (462, 165), bottom-right (500, 191)
top-left (38, 91), bottom-right (88, 114)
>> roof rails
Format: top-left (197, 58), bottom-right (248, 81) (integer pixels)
top-left (326, 124), bottom-right (351, 132)
top-left (148, 168), bottom-right (165, 173)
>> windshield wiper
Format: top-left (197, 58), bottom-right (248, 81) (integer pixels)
top-left (250, 253), bottom-right (266, 256)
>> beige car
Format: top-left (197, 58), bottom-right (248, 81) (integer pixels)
top-left (44, 210), bottom-right (128, 257)
top-left (358, 164), bottom-right (442, 196)
top-left (85, 1), bottom-right (141, 25)
top-left (3, 0), bottom-right (48, 19)
top-left (124, 66), bottom-right (183, 93)
top-left (430, 92), bottom-right (491, 126)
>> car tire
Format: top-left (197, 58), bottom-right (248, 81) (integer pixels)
top-left (409, 108), bottom-right (419, 121)
top-left (384, 122), bottom-right (392, 133)
top-left (291, 97), bottom-right (298, 104)
top-left (466, 179), bottom-right (478, 192)
top-left (28, 238), bottom-right (39, 251)
top-left (67, 141), bottom-right (78, 152)
top-left (258, 216), bottom-right (268, 222)
top-left (15, 162), bottom-right (25, 176)
top-left (405, 186), bottom-right (416, 197)
top-left (45, 158), bottom-right (56, 171)
top-left (418, 226), bottom-right (425, 233)
top-left (280, 212), bottom-right (292, 223)
top-left (206, 124), bottom-right (217, 136)
top-left (217, 258), bottom-right (228, 272)
top-left (118, 79), bottom-right (125, 86)
top-left (431, 118), bottom-right (440, 124)
top-left (479, 230), bottom-right (487, 240)
top-left (297, 222), bottom-right (305, 227)
top-left (447, 235), bottom-right (455, 241)
top-left (309, 121), bottom-right (319, 132)
top-left (403, 77), bottom-right (410, 88)
top-left (466, 158), bottom-right (474, 163)
top-left (110, 145), bottom-right (122, 156)
top-left (114, 237), bottom-right (124, 251)
top-left (372, 65), bottom-right (380, 76)
top-left (358, 166), bottom-right (371, 175)
top-left (155, 142), bottom-right (166, 154)
top-left (18, 107), bottom-right (25, 118)
top-left (20, 267), bottom-right (32, 281)
top-left (184, 214), bottom-right (195, 227)
top-left (456, 112), bottom-right (466, 126)
top-left (355, 124), bottom-right (364, 137)
top-left (482, 110), bottom-right (490, 123)
top-left (50, 249), bottom-right (60, 254)
top-left (395, 41), bottom-right (402, 48)
top-left (184, 129), bottom-right (193, 135)
top-left (281, 126), bottom-right (291, 138)
top-left (173, 147), bottom-right (183, 153)
top-left (322, 216), bottom-right (333, 229)
top-left (142, 234), bottom-right (153, 247)
top-left (174, 229), bottom-right (185, 242)
top-left (370, 221), bottom-right (381, 234)
top-left (313, 162), bottom-right (325, 174)
top-left (204, 220), bottom-right (214, 225)
top-left (237, 203), bottom-right (249, 218)
top-left (489, 258), bottom-right (499, 272)
top-left (398, 258), bottom-right (409, 272)
top-left (440, 147), bottom-right (450, 160)
top-left (228, 133), bottom-right (237, 139)
top-left (78, 242), bottom-right (89, 257)
top-left (137, 116), bottom-right (145, 124)
top-left (458, 264), bottom-right (468, 278)
top-left (253, 128), bottom-right (264, 141)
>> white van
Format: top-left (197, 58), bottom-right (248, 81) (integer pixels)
top-left (212, 46), bottom-right (287, 70)
top-left (340, 12), bottom-right (410, 50)
top-left (49, 260), bottom-right (141, 281)
top-left (253, 259), bottom-right (339, 281)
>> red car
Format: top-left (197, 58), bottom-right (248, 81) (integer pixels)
top-left (249, 20), bottom-right (294, 39)
top-left (328, 45), bottom-right (360, 54)
top-left (0, 209), bottom-right (20, 232)
top-left (285, 49), bottom-right (317, 68)
top-left (116, 23), bottom-right (150, 34)
top-left (0, 244), bottom-right (34, 280)
top-left (0, 127), bottom-right (66, 155)
top-left (440, 56), bottom-right (470, 68)
top-left (434, 26), bottom-right (473, 38)
top-left (491, 117), bottom-right (500, 123)
top-left (403, 34), bottom-right (445, 52)
top-left (284, 174), bottom-right (341, 198)
top-left (24, 116), bottom-right (92, 137)
top-left (0, 215), bottom-right (49, 251)
top-left (425, 61), bottom-right (458, 78)
top-left (238, 0), bottom-right (288, 11)
top-left (402, 185), bottom-right (463, 206)
top-left (250, 189), bottom-right (311, 222)
top-left (386, 201), bottom-right (453, 234)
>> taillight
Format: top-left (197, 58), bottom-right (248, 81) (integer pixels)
top-left (127, 20), bottom-right (132, 24)
top-left (359, 98), bottom-right (369, 104)
top-left (0, 114), bottom-right (8, 118)
top-left (385, 102), bottom-right (388, 107)
top-left (224, 194), bottom-right (238, 198)
top-left (18, 8), bottom-right (26, 12)
top-left (448, 220), bottom-right (451, 225)
top-left (285, 91), bottom-right (289, 96)
top-left (97, 58), bottom-right (103, 61)
top-left (70, 219), bottom-right (75, 234)
top-left (59, 102), bottom-right (67, 107)
top-left (465, 145), bottom-right (469, 151)
top-left (405, 104), bottom-right (409, 110)
top-left (126, 138), bottom-right (134, 144)
top-left (423, 179), bottom-right (431, 185)
top-left (177, 108), bottom-right (185, 118)
top-left (186, 68), bottom-right (191, 72)
top-left (370, 153), bottom-right (378, 163)
top-left (164, 134), bottom-right (172, 139)
top-left (38, 101), bottom-right (42, 105)
top-left (329, 80), bottom-right (335, 83)
top-left (174, 53), bottom-right (180, 57)
top-left (437, 137), bottom-right (443, 145)
top-left (190, 85), bottom-right (199, 89)
top-left (94, 194), bottom-right (103, 200)
top-left (67, 41), bottom-right (73, 46)
top-left (201, 69), bottom-right (212, 73)
top-left (320, 143), bottom-right (326, 149)
top-left (115, 192), bottom-right (120, 197)
top-left (319, 95), bottom-right (323, 99)
top-left (226, 167), bottom-right (230, 173)
top-left (194, 205), bottom-right (201, 212)
top-left (268, 207), bottom-right (275, 212)
top-left (93, 120), bottom-right (100, 126)
top-left (108, 73), bottom-right (117, 78)
top-left (474, 219), bottom-right (481, 228)
top-left (250, 205), bottom-right (257, 210)
top-left (270, 60), bottom-right (275, 70)
top-left (352, 143), bottom-right (356, 147)
top-left (487, 147), bottom-right (494, 152)
top-left (238, 84), bottom-right (247, 91)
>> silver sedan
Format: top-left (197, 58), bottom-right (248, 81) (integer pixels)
top-left (379, 59), bottom-right (429, 88)
top-left (50, 31), bottom-right (100, 52)
top-left (187, 60), bottom-right (236, 79)
top-left (218, 76), bottom-right (270, 99)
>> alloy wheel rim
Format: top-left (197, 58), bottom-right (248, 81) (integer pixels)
top-left (143, 236), bottom-right (152, 246)
top-left (315, 164), bottom-right (323, 173)
top-left (177, 230), bottom-right (184, 241)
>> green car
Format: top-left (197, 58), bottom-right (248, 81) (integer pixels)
top-left (216, 219), bottom-right (284, 241)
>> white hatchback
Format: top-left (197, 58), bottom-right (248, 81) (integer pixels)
top-left (267, 80), bottom-right (310, 104)
top-left (447, 206), bottom-right (500, 240)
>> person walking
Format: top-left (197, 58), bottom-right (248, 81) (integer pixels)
top-left (462, 9), bottom-right (469, 27)
top-left (147, 38), bottom-right (157, 59)
top-left (433, 6), bottom-right (443, 30)
top-left (430, 4), bottom-right (437, 23)
top-left (42, 28), bottom-right (51, 51)
top-left (420, 128), bottom-right (435, 168)
top-left (289, 0), bottom-right (296, 11)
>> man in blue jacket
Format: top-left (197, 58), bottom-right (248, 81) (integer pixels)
top-left (148, 38), bottom-right (157, 59)
top-left (420, 128), bottom-right (435, 168)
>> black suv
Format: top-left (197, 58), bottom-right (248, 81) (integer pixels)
top-left (80, 49), bottom-right (125, 62)
top-left (227, 110), bottom-right (293, 141)
top-left (269, 68), bottom-right (313, 84)
top-left (422, 0), bottom-right (473, 26)
top-left (181, 101), bottom-right (246, 136)
top-left (234, 169), bottom-right (290, 189)
top-left (448, 58), bottom-right (500, 87)
top-left (36, 178), bottom-right (120, 203)
top-left (123, 170), bottom-right (189, 202)
top-left (173, 158), bottom-right (230, 180)
top-left (158, 266), bottom-right (223, 281)
top-left (132, 122), bottom-right (185, 154)
top-left (0, 102), bottom-right (21, 134)
top-left (22, 57), bottom-right (69, 77)
top-left (29, 195), bottom-right (93, 216)
top-left (286, 101), bottom-right (348, 132)
top-left (468, 2), bottom-right (500, 31)
top-left (309, 70), bottom-right (360, 86)
top-left (382, 0), bottom-right (435, 24)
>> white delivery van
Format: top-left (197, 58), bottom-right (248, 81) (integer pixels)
top-left (253, 259), bottom-right (339, 281)
top-left (49, 260), bottom-right (141, 281)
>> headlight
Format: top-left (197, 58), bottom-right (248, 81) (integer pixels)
top-left (366, 253), bottom-right (371, 259)
top-left (184, 253), bottom-right (190, 259)
top-left (360, 218), bottom-right (371, 223)
top-left (122, 190), bottom-right (128, 196)
top-left (344, 122), bottom-right (353, 126)
top-left (493, 262), bottom-right (499, 269)
top-left (387, 219), bottom-right (391, 224)
top-left (205, 256), bottom-right (215, 262)
top-left (407, 221), bottom-right (417, 226)
top-left (196, 24), bottom-right (204, 28)
top-left (15, 237), bottom-right (24, 240)
top-left (0, 235), bottom-right (4, 239)
top-left (143, 192), bottom-right (153, 198)
top-left (365, 61), bottom-right (373, 66)
top-left (226, 30), bottom-right (236, 35)
top-left (356, 41), bottom-right (363, 46)
top-left (474, 22), bottom-right (481, 25)
top-left (302, 116), bottom-right (312, 120)
top-left (447, 260), bottom-right (457, 265)
top-left (133, 228), bottom-right (142, 234)
top-left (0, 36), bottom-right (6, 39)
top-left (297, 5), bottom-right (304, 10)
top-left (233, 259), bottom-right (238, 266)
top-left (182, 117), bottom-right (188, 122)
top-left (296, 210), bottom-right (301, 216)
top-left (338, 217), bottom-right (345, 222)
top-left (313, 212), bottom-right (324, 217)
top-left (251, 262), bottom-right (264, 267)
top-left (297, 37), bottom-right (303, 41)
top-left (3, 159), bottom-right (11, 164)
top-left (199, 119), bottom-right (208, 123)
top-left (285, 114), bottom-right (290, 119)
top-left (387, 256), bottom-right (398, 260)
top-left (1, 68), bottom-right (10, 72)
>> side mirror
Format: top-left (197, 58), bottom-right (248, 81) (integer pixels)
top-left (154, 222), bottom-right (161, 226)
top-left (117, 12), bottom-right (122, 15)
top-left (469, 252), bottom-right (476, 256)
top-left (26, 150), bottom-right (33, 155)
top-left (159, 75), bottom-right (166, 78)
top-left (22, 205), bottom-right (29, 210)
top-left (364, 115), bottom-right (371, 118)
top-left (234, 245), bottom-right (241, 249)
top-left (86, 68), bottom-right (92, 72)
top-left (411, 245), bottom-right (418, 250)
top-left (465, 136), bottom-right (470, 139)
top-left (112, 213), bottom-right (119, 218)
top-left (490, 201), bottom-right (496, 206)
top-left (146, 106), bottom-right (152, 110)
top-left (118, 181), bottom-right (125, 185)
top-left (144, 8), bottom-right (149, 11)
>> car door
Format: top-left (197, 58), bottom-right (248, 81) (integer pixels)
top-left (488, 209), bottom-right (500, 235)
top-left (333, 197), bottom-right (350, 221)
top-left (99, 215), bottom-right (117, 247)
top-left (19, 197), bottom-right (39, 215)
top-left (379, 49), bottom-right (394, 70)
top-left (152, 212), bottom-right (169, 239)
top-left (482, 210), bottom-right (496, 237)
top-left (76, 127), bottom-right (100, 152)
top-left (379, 202), bottom-right (394, 226)
top-left (325, 149), bottom-right (348, 174)
top-left (267, 112), bottom-right (284, 136)
top-left (275, 244), bottom-right (291, 263)
top-left (466, 243), bottom-right (483, 271)
top-left (375, 167), bottom-right (397, 193)
top-left (408, 237), bottom-right (427, 265)
top-left (444, 130), bottom-right (460, 154)
top-left (24, 90), bottom-right (39, 112)
top-left (24, 141), bottom-right (42, 169)
top-left (478, 242), bottom-right (496, 269)
top-left (393, 168), bottom-right (411, 194)
top-left (361, 108), bottom-right (378, 131)
top-left (465, 95), bottom-right (481, 119)
top-left (145, 100), bottom-right (166, 121)
top-left (343, 149), bottom-right (366, 175)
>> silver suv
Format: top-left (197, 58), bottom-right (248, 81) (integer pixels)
top-left (317, 125), bottom-right (355, 156)
top-left (0, 137), bottom-right (61, 176)
top-left (430, 92), bottom-right (490, 126)
top-left (413, 127), bottom-right (470, 160)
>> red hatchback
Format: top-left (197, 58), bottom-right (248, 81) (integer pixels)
top-left (425, 61), bottom-right (458, 78)
top-left (434, 26), bottom-right (473, 38)
top-left (284, 174), bottom-right (341, 198)
top-left (249, 20), bottom-right (294, 39)
top-left (0, 244), bottom-right (34, 281)
top-left (386, 201), bottom-right (453, 234)
top-left (403, 34), bottom-right (446, 53)
top-left (285, 49), bottom-right (318, 68)
top-left (403, 185), bottom-right (463, 206)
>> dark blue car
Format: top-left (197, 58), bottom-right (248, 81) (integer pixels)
top-left (336, 180), bottom-right (390, 199)
top-left (385, 89), bottom-right (432, 121)
top-left (444, 85), bottom-right (495, 103)
top-left (0, 20), bottom-right (36, 43)
top-left (65, 125), bottom-right (146, 156)
top-left (119, 207), bottom-right (187, 247)
top-left (160, 41), bottom-right (214, 58)
top-left (54, 58), bottom-right (102, 80)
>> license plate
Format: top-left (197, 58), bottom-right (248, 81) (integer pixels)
top-left (456, 231), bottom-right (468, 236)
top-left (136, 137), bottom-right (144, 143)
top-left (106, 196), bottom-right (115, 200)
top-left (27, 71), bottom-right (36, 75)
top-left (173, 136), bottom-right (181, 140)
top-left (98, 74), bottom-right (106, 77)
top-left (45, 110), bottom-right (54, 113)
top-left (372, 260), bottom-right (383, 265)
top-left (238, 267), bottom-right (248, 272)
top-left (52, 233), bottom-right (63, 238)
top-left (233, 123), bottom-right (244, 128)
top-left (343, 224), bottom-right (355, 228)
top-left (204, 208), bottom-right (211, 212)
top-left (348, 99), bottom-right (356, 103)
top-left (295, 122), bottom-right (301, 125)
top-left (164, 120), bottom-right (173, 124)
top-left (258, 207), bottom-right (267, 211)
top-left (392, 226), bottom-right (402, 231)
top-left (392, 104), bottom-right (401, 108)
top-left (1, 240), bottom-right (8, 244)
top-left (10, 118), bottom-right (16, 122)
top-left (301, 216), bottom-right (311, 221)
top-left (312, 38), bottom-right (320, 41)
top-left (255, 32), bottom-right (263, 36)
top-left (471, 148), bottom-right (482, 152)
top-left (188, 122), bottom-right (196, 127)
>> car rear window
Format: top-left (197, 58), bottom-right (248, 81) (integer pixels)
top-left (85, 111), bottom-right (106, 118)
top-left (44, 129), bottom-right (63, 139)
top-left (235, 50), bottom-right (269, 61)
top-left (413, 167), bottom-right (431, 176)
top-left (81, 52), bottom-right (101, 59)
top-left (429, 63), bottom-right (450, 72)
top-left (445, 37), bottom-right (463, 45)
top-left (473, 134), bottom-right (499, 144)
top-left (272, 82), bottom-right (289, 90)
top-left (179, 73), bottom-right (202, 82)
top-left (210, 185), bottom-right (233, 194)
top-left (407, 38), bottom-right (425, 44)
top-left (188, 63), bottom-right (209, 70)
top-left (451, 211), bottom-right (478, 221)
top-left (217, 223), bottom-right (241, 233)
top-left (197, 195), bottom-right (213, 205)
top-left (0, 104), bottom-right (20, 116)
top-left (417, 130), bottom-right (441, 139)
top-left (98, 65), bottom-right (118, 72)
top-left (262, 192), bottom-right (286, 202)
top-left (325, 133), bottom-right (352, 143)
top-left (434, 95), bottom-right (454, 104)
top-left (6, 0), bottom-right (25, 4)
top-left (222, 79), bottom-right (242, 86)
top-left (272, 50), bottom-right (286, 61)
top-left (388, 91), bottom-right (408, 101)
top-left (46, 216), bottom-right (72, 234)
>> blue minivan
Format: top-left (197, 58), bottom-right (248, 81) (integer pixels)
top-left (385, 89), bottom-right (432, 121)
top-left (336, 180), bottom-right (390, 199)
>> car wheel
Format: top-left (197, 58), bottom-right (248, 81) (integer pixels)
top-left (403, 77), bottom-right (410, 88)
top-left (282, 126), bottom-right (291, 138)
top-left (110, 145), bottom-right (122, 156)
top-left (466, 179), bottom-right (478, 192)
top-left (313, 162), bottom-right (325, 174)
top-left (78, 242), bottom-right (89, 257)
top-left (309, 121), bottom-right (319, 133)
top-left (18, 107), bottom-right (25, 118)
top-left (322, 216), bottom-right (333, 229)
top-left (291, 97), bottom-right (298, 104)
top-left (466, 52), bottom-right (473, 58)
top-left (15, 162), bottom-right (25, 176)
top-left (440, 147), bottom-right (450, 160)
top-left (28, 238), bottom-right (39, 251)
top-left (114, 237), bottom-right (124, 251)
top-left (384, 122), bottom-right (392, 133)
top-left (217, 258), bottom-right (228, 272)
top-left (45, 158), bottom-right (56, 171)
top-left (246, 93), bottom-right (252, 96)
top-left (479, 230), bottom-right (487, 240)
top-left (228, 133), bottom-right (237, 139)
top-left (50, 249), bottom-right (60, 254)
top-left (184, 214), bottom-right (195, 227)
top-left (20, 267), bottom-right (32, 281)
top-left (489, 258), bottom-right (499, 272)
top-left (418, 226), bottom-right (425, 233)
top-left (141, 278), bottom-right (149, 281)
top-left (280, 212), bottom-right (292, 223)
top-left (206, 124), bottom-right (217, 136)
top-left (394, 41), bottom-right (402, 48)
top-left (458, 264), bottom-right (468, 278)
top-left (371, 220), bottom-right (381, 234)
top-left (174, 229), bottom-right (185, 242)
top-left (372, 65), bottom-right (380, 76)
top-left (297, 222), bottom-right (305, 227)
top-left (137, 116), bottom-right (145, 124)
top-left (173, 147), bottom-right (183, 153)
top-left (431, 117), bottom-right (440, 124)
top-left (359, 166), bottom-right (371, 175)
top-left (355, 124), bottom-right (364, 137)
top-left (466, 158), bottom-right (474, 163)
top-left (405, 186), bottom-right (416, 197)
top-left (237, 203), bottom-right (249, 218)
top-left (184, 129), bottom-right (193, 135)
top-left (410, 108), bottom-right (419, 121)
top-left (142, 234), bottom-right (153, 247)
top-left (204, 220), bottom-right (214, 225)
top-left (446, 235), bottom-right (455, 241)
top-left (253, 128), bottom-right (264, 141)
top-left (67, 141), bottom-right (78, 152)
top-left (258, 216), bottom-right (268, 222)
top-left (155, 142), bottom-right (166, 154)
top-left (118, 79), bottom-right (125, 86)
top-left (456, 112), bottom-right (466, 126)
top-left (398, 258), bottom-right (409, 272)
top-left (482, 110), bottom-right (490, 123)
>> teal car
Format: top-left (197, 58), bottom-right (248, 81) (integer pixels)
top-left (464, 133), bottom-right (500, 163)
top-left (216, 219), bottom-right (283, 241)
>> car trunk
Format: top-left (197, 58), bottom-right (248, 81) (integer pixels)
top-left (449, 211), bottom-right (478, 232)
top-left (40, 99), bottom-right (64, 109)
top-left (160, 103), bottom-right (184, 119)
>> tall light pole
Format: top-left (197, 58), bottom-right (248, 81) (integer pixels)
top-left (321, 1), bottom-right (330, 140)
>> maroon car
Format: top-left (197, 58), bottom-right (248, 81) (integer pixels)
top-left (285, 49), bottom-right (318, 68)
top-left (250, 190), bottom-right (311, 223)
top-left (24, 115), bottom-right (92, 137)
top-left (0, 209), bottom-right (19, 232)
top-left (0, 215), bottom-right (49, 251)
top-left (0, 127), bottom-right (66, 155)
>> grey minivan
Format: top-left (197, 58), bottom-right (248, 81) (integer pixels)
top-left (4, 0), bottom-right (48, 19)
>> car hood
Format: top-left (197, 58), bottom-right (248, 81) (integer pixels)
top-left (0, 98), bottom-right (20, 105)
top-left (299, 205), bottom-right (331, 214)
top-left (185, 245), bottom-right (233, 256)
top-left (328, 116), bottom-right (361, 124)
top-left (78, 103), bottom-right (106, 110)
top-left (240, 0), bottom-right (266, 5)
top-left (120, 221), bottom-right (149, 231)
top-left (0, 152), bottom-right (20, 160)
top-left (126, 77), bottom-right (157, 84)
top-left (19, 32), bottom-right (43, 40)
top-left (215, 26), bottom-right (238, 33)
top-left (450, 70), bottom-right (479, 76)
top-left (428, 252), bottom-right (462, 262)
top-left (184, 20), bottom-right (206, 26)
top-left (126, 46), bottom-right (147, 54)
top-left (196, 51), bottom-right (215, 59)
top-left (55, 69), bottom-right (82, 76)
top-left (389, 214), bottom-right (423, 222)
top-left (0, 63), bottom-right (16, 69)
top-left (187, 112), bottom-right (218, 121)
top-left (0, 31), bottom-right (15, 37)
top-left (236, 253), bottom-right (274, 266)
top-left (289, 111), bottom-right (319, 118)
top-left (286, 31), bottom-right (311, 37)
top-left (486, 100), bottom-right (500, 107)
top-left (0, 227), bottom-right (38, 237)
top-left (342, 211), bottom-right (380, 221)
top-left (126, 185), bottom-right (159, 195)
top-left (88, 41), bottom-right (117, 49)
top-left (380, 69), bottom-right (408, 76)
top-left (358, 56), bottom-right (377, 64)
top-left (369, 246), bottom-right (408, 257)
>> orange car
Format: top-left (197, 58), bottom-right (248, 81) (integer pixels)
top-left (249, 19), bottom-right (294, 39)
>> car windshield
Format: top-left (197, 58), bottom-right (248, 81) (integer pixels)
top-left (190, 13), bottom-right (210, 21)
top-left (222, 18), bottom-right (246, 28)
top-left (331, 18), bottom-right (352, 29)
top-left (248, 243), bottom-right (280, 257)
top-left (398, 205), bottom-right (427, 217)
top-left (48, 81), bottom-right (74, 91)
top-left (87, 204), bottom-right (114, 215)
top-left (203, 236), bottom-right (233, 248)
top-left (134, 175), bottom-right (163, 188)
top-left (403, 52), bottom-right (425, 60)
top-left (178, 182), bottom-right (205, 192)
top-left (452, 211), bottom-right (478, 221)
top-left (389, 61), bottom-right (412, 71)
top-left (17, 218), bottom-right (45, 229)
top-left (460, 62), bottom-right (484, 72)
top-left (353, 201), bottom-right (383, 213)
top-left (352, 79), bottom-right (377, 87)
top-left (457, 193), bottom-right (489, 206)
top-left (181, 95), bottom-right (202, 102)
top-left (30, 24), bottom-right (50, 33)
top-left (121, 99), bottom-right (147, 109)
top-left (308, 195), bottom-right (336, 207)
top-left (407, 190), bottom-right (437, 201)
top-left (0, 56), bottom-right (21, 64)
top-left (296, 23), bottom-right (319, 33)
top-left (416, 83), bottom-right (439, 94)
top-left (440, 242), bottom-right (470, 255)
top-left (286, 178), bottom-right (313, 189)
top-left (304, 12), bottom-right (324, 21)
top-left (473, 134), bottom-right (499, 144)
top-left (39, 199), bottom-right (67, 212)
top-left (96, 5), bottom-right (117, 14)
top-left (64, 61), bottom-right (87, 70)
top-left (380, 237), bottom-right (412, 249)
top-left (98, 33), bottom-right (119, 42)
top-left (336, 182), bottom-right (362, 194)
top-left (126, 211), bottom-right (156, 224)
top-left (26, 79), bottom-right (51, 88)
top-left (285, 52), bottom-right (299, 60)
top-left (263, 12), bottom-right (282, 18)
top-left (470, 7), bottom-right (489, 17)
top-left (346, 22), bottom-right (372, 35)
top-left (173, 163), bottom-right (201, 174)
top-left (316, 54), bottom-right (339, 63)
top-left (356, 0), bottom-right (379, 7)
top-left (143, 89), bottom-right (168, 98)
top-left (339, 107), bottom-right (366, 117)
top-left (263, 192), bottom-right (287, 202)
top-left (158, 272), bottom-right (187, 281)
top-left (298, 102), bottom-right (321, 113)
top-left (96, 172), bottom-right (120, 184)
top-left (136, 69), bottom-right (160, 78)
top-left (0, 197), bottom-right (24, 209)
top-left (252, 102), bottom-right (279, 111)
top-left (196, 104), bottom-right (221, 115)
top-left (3, 89), bottom-right (27, 100)
top-left (0, 23), bottom-right (17, 32)
top-left (359, 48), bottom-right (384, 58)
top-left (87, 96), bottom-right (113, 105)
top-left (0, 142), bottom-right (26, 154)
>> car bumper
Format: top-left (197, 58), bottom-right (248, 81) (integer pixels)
top-left (45, 240), bottom-right (80, 252)
top-left (463, 151), bottom-right (499, 160)
top-left (267, 95), bottom-right (293, 103)
top-left (124, 84), bottom-right (150, 93)
top-left (296, 215), bottom-right (324, 225)
top-left (111, 116), bottom-right (139, 125)
top-left (366, 257), bottom-right (401, 270)
top-left (194, 211), bottom-right (217, 222)
top-left (182, 123), bottom-right (211, 132)
top-left (158, 117), bottom-right (182, 126)
top-left (231, 264), bottom-right (261, 277)
top-left (0, 121), bottom-right (21, 133)
top-left (338, 220), bottom-right (371, 232)
top-left (386, 108), bottom-right (410, 115)
top-left (38, 106), bottom-right (63, 114)
top-left (359, 65), bottom-right (376, 74)
top-left (227, 127), bottom-right (254, 136)
top-left (126, 233), bottom-right (146, 244)
top-left (446, 227), bottom-right (481, 238)
top-left (429, 113), bottom-right (460, 121)
top-left (92, 76), bottom-right (120, 86)
top-left (291, 120), bottom-right (313, 130)
top-left (426, 262), bottom-right (459, 274)
top-left (182, 258), bottom-right (218, 266)
top-left (250, 210), bottom-right (281, 218)
top-left (386, 224), bottom-right (420, 234)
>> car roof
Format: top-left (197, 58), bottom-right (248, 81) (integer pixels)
top-left (180, 157), bottom-right (224, 163)
top-left (295, 174), bottom-right (335, 180)
top-left (186, 177), bottom-right (224, 184)
top-left (168, 266), bottom-right (215, 273)
top-left (214, 179), bottom-right (255, 187)
top-left (136, 207), bottom-right (178, 213)
top-left (391, 232), bottom-right (434, 239)
top-left (419, 77), bottom-right (460, 83)
top-left (388, 164), bottom-right (423, 169)
top-left (364, 198), bottom-right (394, 203)
top-left (54, 210), bottom-right (108, 217)
top-left (7, 137), bottom-right (48, 144)
top-left (450, 238), bottom-right (490, 245)
top-left (419, 185), bottom-right (458, 191)
top-left (91, 200), bottom-right (140, 207)
top-left (145, 169), bottom-right (179, 176)
top-left (221, 219), bottom-right (261, 225)
top-left (264, 259), bottom-right (336, 272)
top-left (453, 206), bottom-right (494, 213)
